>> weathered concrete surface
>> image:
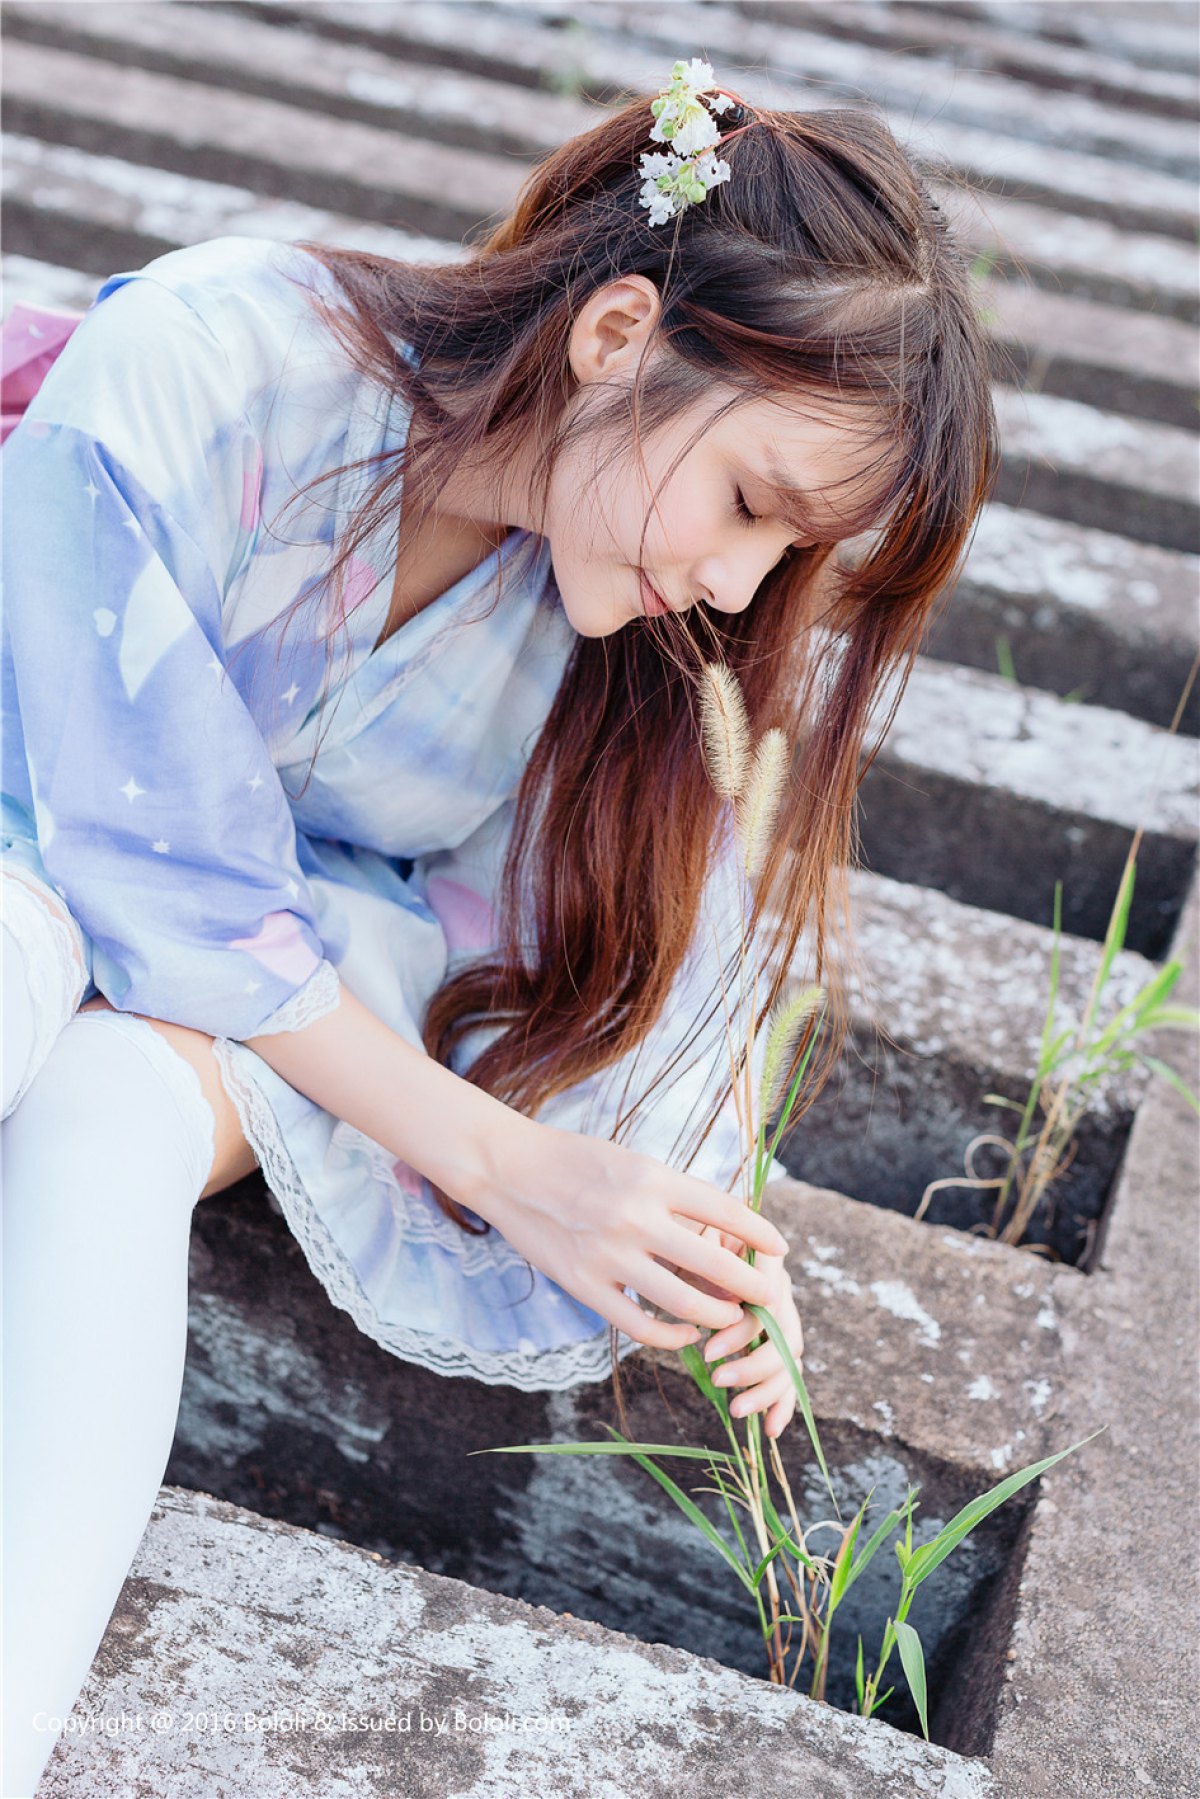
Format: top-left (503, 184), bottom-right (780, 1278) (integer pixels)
top-left (1, 131), bottom-right (458, 280)
top-left (859, 657), bottom-right (1200, 955)
top-left (743, 0), bottom-right (1200, 119)
top-left (773, 869), bottom-right (1160, 1260)
top-left (985, 864), bottom-right (1200, 1796)
top-left (991, 385), bottom-right (1200, 551)
top-left (938, 182), bottom-right (1200, 322)
top-left (978, 273), bottom-right (1200, 427)
top-left (37, 1486), bottom-right (998, 1799)
top-left (927, 503), bottom-right (1200, 732)
top-left (270, 0), bottom-right (1200, 235)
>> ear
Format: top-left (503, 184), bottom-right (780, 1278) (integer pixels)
top-left (568, 275), bottom-right (662, 385)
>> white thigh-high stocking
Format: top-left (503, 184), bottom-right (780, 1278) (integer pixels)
top-left (2, 1010), bottom-right (215, 1798)
top-left (1, 870), bottom-right (90, 1121)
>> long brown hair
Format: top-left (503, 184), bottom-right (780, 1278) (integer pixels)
top-left (275, 84), bottom-right (998, 1385)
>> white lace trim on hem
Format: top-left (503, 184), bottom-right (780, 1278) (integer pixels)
top-left (210, 1036), bottom-right (645, 1392)
top-left (248, 959), bottom-right (342, 1035)
top-left (1, 865), bottom-right (90, 1114)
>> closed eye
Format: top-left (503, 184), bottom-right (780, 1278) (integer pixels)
top-left (734, 487), bottom-right (814, 549)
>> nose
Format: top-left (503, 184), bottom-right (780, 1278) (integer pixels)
top-left (695, 548), bottom-right (774, 616)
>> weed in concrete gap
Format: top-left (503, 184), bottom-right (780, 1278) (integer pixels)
top-left (917, 653), bottom-right (1200, 1253)
top-left (472, 662), bottom-right (1103, 1732)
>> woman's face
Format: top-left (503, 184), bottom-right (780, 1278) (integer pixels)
top-left (537, 380), bottom-right (887, 639)
top-left (430, 276), bottom-right (889, 638)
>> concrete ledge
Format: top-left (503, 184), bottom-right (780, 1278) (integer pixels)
top-left (775, 868), bottom-right (1158, 1260)
top-left (927, 503), bottom-right (1200, 732)
top-left (41, 1485), bottom-right (997, 1799)
top-left (860, 658), bottom-right (1200, 955)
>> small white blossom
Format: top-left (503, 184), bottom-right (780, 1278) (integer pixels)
top-left (639, 57), bottom-right (737, 225)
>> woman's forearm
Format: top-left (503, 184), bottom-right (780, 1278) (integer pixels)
top-left (243, 979), bottom-right (525, 1224)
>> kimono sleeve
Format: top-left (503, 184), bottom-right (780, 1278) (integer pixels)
top-left (1, 273), bottom-right (340, 1040)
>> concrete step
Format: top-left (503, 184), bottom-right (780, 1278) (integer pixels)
top-left (578, 0), bottom-right (1199, 175)
top-left (0, 132), bottom-right (456, 280)
top-left (774, 868), bottom-right (1160, 1263)
top-left (731, 0), bottom-right (1200, 121)
top-left (939, 184), bottom-right (1199, 325)
top-left (858, 657), bottom-right (1200, 957)
top-left (978, 275), bottom-right (1200, 430)
top-left (990, 386), bottom-right (1200, 553)
top-left (0, 38), bottom-right (520, 246)
top-left (42, 1483), bottom-right (996, 1796)
top-left (926, 504), bottom-right (1200, 735)
top-left (62, 0), bottom-right (1197, 176)
top-left (163, 1169), bottom-right (1068, 1751)
top-left (265, 0), bottom-right (1200, 237)
top-left (928, 0), bottom-right (1200, 73)
top-left (0, 0), bottom-right (591, 163)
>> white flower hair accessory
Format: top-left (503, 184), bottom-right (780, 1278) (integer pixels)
top-left (638, 57), bottom-right (741, 227)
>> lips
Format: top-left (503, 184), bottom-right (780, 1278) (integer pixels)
top-left (639, 571), bottom-right (672, 617)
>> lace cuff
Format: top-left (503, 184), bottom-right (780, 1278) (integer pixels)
top-left (244, 958), bottom-right (342, 1037)
top-left (1, 864), bottom-right (90, 1113)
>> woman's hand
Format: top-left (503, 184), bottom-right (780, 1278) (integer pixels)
top-left (469, 1114), bottom-right (791, 1351)
top-left (695, 1229), bottom-right (805, 1440)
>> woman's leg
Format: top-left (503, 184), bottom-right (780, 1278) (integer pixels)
top-left (1, 1009), bottom-right (220, 1798)
top-left (1, 869), bottom-right (90, 1121)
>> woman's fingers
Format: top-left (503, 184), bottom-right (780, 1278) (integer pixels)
top-left (660, 1226), bottom-right (782, 1310)
top-left (634, 1256), bottom-right (746, 1332)
top-left (702, 1309), bottom-right (766, 1365)
top-left (600, 1284), bottom-right (707, 1350)
top-left (727, 1368), bottom-right (795, 1420)
top-left (670, 1186), bottom-right (788, 1259)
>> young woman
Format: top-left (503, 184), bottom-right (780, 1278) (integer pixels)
top-left (1, 61), bottom-right (997, 1793)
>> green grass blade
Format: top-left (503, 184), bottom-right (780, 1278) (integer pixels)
top-left (1137, 1055), bottom-right (1200, 1114)
top-left (855, 1635), bottom-right (865, 1709)
top-left (744, 1301), bottom-right (837, 1512)
top-left (601, 1428), bottom-right (757, 1593)
top-left (679, 1340), bottom-right (743, 1439)
top-left (470, 1439), bottom-right (734, 1461)
top-left (894, 1619), bottom-right (930, 1741)
top-left (904, 1429), bottom-right (1104, 1587)
top-left (828, 1503), bottom-right (865, 1612)
top-left (1096, 859), bottom-right (1136, 996)
top-left (750, 1535), bottom-right (796, 1587)
top-left (842, 1507), bottom-right (905, 1598)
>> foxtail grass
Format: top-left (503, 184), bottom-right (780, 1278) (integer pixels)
top-left (475, 660), bottom-right (1103, 1723)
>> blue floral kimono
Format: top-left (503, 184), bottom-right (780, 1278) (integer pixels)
top-left (1, 236), bottom-right (784, 1390)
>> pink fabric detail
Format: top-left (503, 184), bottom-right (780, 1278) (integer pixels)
top-left (230, 909), bottom-right (322, 984)
top-left (336, 555), bottom-right (381, 627)
top-left (426, 875), bottom-right (497, 955)
top-left (1, 300), bottom-right (87, 446)
top-left (390, 1159), bottom-right (425, 1198)
top-left (240, 440), bottom-right (264, 531)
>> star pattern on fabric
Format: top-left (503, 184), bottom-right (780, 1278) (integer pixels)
top-left (282, 682), bottom-right (300, 704)
top-left (284, 878), bottom-right (300, 899)
top-left (244, 978), bottom-right (262, 995)
top-left (152, 839), bottom-right (170, 854)
top-left (82, 479), bottom-right (100, 503)
top-left (246, 773), bottom-right (265, 793)
top-left (207, 655), bottom-right (223, 677)
top-left (119, 775), bottom-right (146, 802)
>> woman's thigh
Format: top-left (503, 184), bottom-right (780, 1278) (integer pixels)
top-left (78, 996), bottom-right (259, 1200)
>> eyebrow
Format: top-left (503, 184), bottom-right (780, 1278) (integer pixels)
top-left (754, 457), bottom-right (888, 541)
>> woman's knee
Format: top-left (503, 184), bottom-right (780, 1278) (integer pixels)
top-left (77, 998), bottom-right (259, 1199)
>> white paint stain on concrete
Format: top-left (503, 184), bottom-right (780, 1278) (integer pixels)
top-left (869, 1280), bottom-right (942, 1346)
